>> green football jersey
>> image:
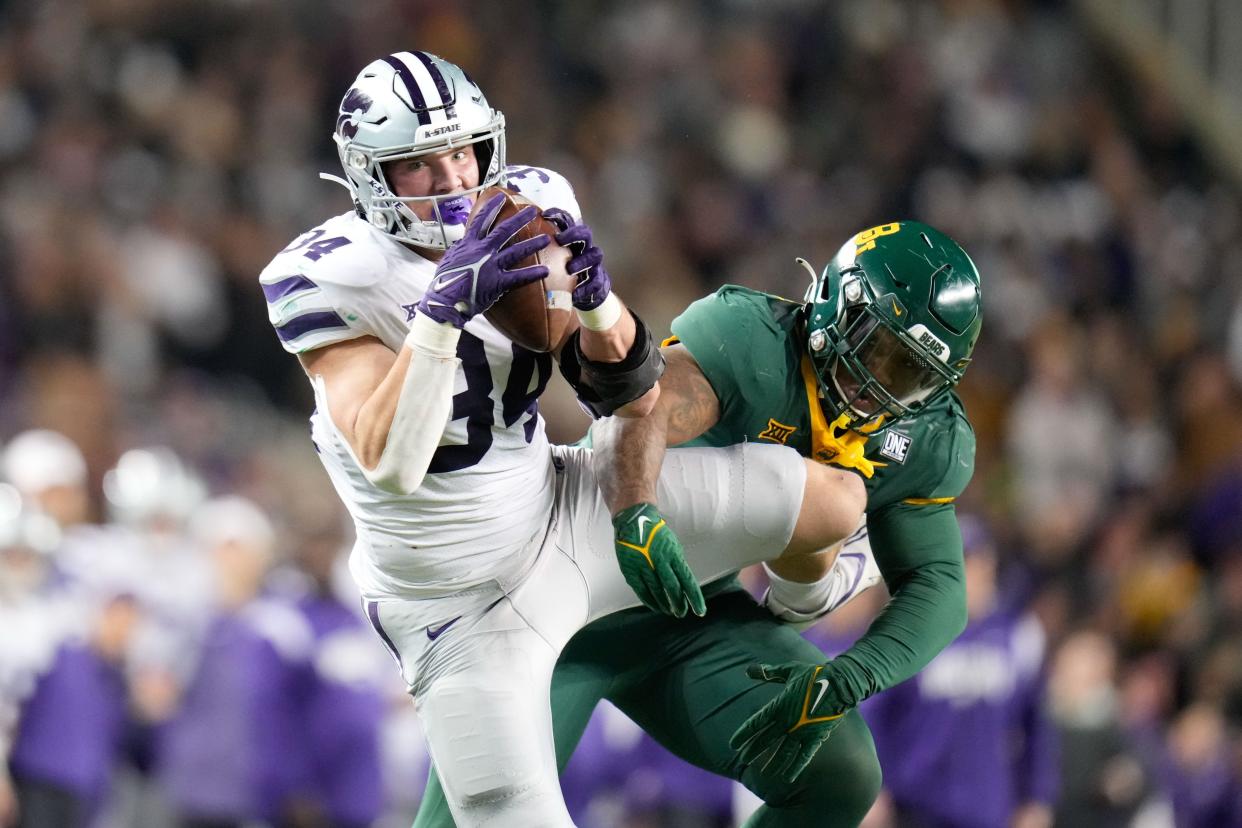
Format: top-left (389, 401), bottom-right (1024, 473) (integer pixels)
top-left (670, 285), bottom-right (976, 700)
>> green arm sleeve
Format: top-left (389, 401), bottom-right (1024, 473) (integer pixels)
top-left (829, 501), bottom-right (968, 705)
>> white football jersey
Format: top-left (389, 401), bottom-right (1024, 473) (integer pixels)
top-left (260, 166), bottom-right (581, 601)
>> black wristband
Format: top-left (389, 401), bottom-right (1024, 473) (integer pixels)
top-left (559, 312), bottom-right (665, 417)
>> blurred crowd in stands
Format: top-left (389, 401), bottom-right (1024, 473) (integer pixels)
top-left (1, 0), bottom-right (1241, 826)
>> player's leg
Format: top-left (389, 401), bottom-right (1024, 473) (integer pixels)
top-left (412, 632), bottom-right (618, 828)
top-left (371, 531), bottom-right (596, 828)
top-left (782, 458), bottom-right (867, 559)
top-left (395, 611), bottom-right (570, 826)
top-left (607, 586), bottom-right (882, 827)
top-left (561, 442), bottom-right (799, 618)
top-left (650, 443), bottom-right (865, 570)
top-left (565, 442), bottom-right (861, 620)
top-left (410, 766), bottom-right (454, 828)
top-left (763, 520), bottom-right (884, 629)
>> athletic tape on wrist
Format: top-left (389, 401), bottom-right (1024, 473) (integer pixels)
top-left (575, 293), bottom-right (623, 331)
top-left (406, 312), bottom-right (462, 358)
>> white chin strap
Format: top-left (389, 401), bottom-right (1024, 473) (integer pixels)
top-left (406, 217), bottom-right (467, 250)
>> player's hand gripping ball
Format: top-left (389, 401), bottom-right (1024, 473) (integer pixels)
top-left (417, 192), bottom-right (551, 330)
top-left (465, 187), bottom-right (576, 352)
top-left (542, 207), bottom-right (612, 312)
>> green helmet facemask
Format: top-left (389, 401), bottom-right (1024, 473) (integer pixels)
top-left (803, 221), bottom-right (982, 429)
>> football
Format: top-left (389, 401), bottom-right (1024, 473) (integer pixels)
top-left (469, 186), bottom-right (575, 353)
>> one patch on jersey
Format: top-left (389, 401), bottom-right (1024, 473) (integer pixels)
top-left (879, 430), bottom-right (912, 463)
top-left (758, 419), bottom-right (797, 445)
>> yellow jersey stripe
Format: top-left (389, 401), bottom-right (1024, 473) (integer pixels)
top-left (902, 496), bottom-right (956, 506)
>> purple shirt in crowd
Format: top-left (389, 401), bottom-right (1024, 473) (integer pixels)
top-left (625, 735), bottom-right (734, 821)
top-left (1160, 739), bottom-right (1242, 828)
top-left (860, 608), bottom-right (1059, 828)
top-left (560, 706), bottom-right (637, 822)
top-left (560, 703), bottom-right (734, 824)
top-left (298, 594), bottom-right (388, 827)
top-left (9, 643), bottom-right (127, 803)
top-left (157, 599), bottom-right (312, 823)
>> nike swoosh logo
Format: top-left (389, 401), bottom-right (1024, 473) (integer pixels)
top-left (433, 271), bottom-right (470, 292)
top-left (891, 300), bottom-right (903, 317)
top-left (811, 678), bottom-right (831, 713)
top-left (635, 514), bottom-right (653, 540)
top-left (426, 616), bottom-right (462, 641)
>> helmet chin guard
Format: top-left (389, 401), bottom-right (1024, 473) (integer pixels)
top-left (331, 51), bottom-right (507, 250)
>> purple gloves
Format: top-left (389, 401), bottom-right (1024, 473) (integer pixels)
top-left (417, 193), bottom-right (551, 329)
top-left (544, 208), bottom-right (613, 311)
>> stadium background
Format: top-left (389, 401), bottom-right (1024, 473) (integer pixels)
top-left (2, 0), bottom-right (1242, 826)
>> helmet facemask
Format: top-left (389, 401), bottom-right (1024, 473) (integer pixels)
top-left (822, 298), bottom-right (962, 425)
top-left (336, 125), bottom-right (506, 249)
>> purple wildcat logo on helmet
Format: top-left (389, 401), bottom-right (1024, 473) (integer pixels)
top-left (336, 88), bottom-right (374, 140)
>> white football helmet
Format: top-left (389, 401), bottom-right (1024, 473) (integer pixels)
top-left (0, 484), bottom-right (61, 555)
top-left (188, 495), bottom-right (275, 556)
top-left (330, 51), bottom-right (507, 250)
top-left (2, 429), bottom-right (87, 495)
top-left (0, 483), bottom-right (61, 598)
top-left (102, 447), bottom-right (206, 529)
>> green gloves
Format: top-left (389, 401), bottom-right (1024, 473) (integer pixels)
top-left (612, 502), bottom-right (706, 618)
top-left (730, 661), bottom-right (853, 782)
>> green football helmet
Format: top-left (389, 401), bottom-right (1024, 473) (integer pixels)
top-left (803, 221), bottom-right (982, 429)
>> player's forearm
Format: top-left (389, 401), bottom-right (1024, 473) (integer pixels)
top-left (577, 305), bottom-right (660, 415)
top-left (613, 383), bottom-right (660, 418)
top-left (593, 345), bottom-right (721, 510)
top-left (353, 317), bottom-right (460, 493)
top-left (576, 295), bottom-right (635, 363)
top-left (350, 348), bottom-right (414, 466)
top-left (831, 560), bottom-right (967, 704)
top-left (592, 405), bottom-right (669, 513)
top-left (558, 309), bottom-right (665, 419)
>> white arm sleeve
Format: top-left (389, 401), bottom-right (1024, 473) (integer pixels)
top-left (360, 313), bottom-right (461, 496)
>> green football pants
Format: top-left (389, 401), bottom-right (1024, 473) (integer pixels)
top-left (411, 583), bottom-right (881, 827)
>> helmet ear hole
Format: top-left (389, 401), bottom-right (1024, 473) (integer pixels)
top-left (812, 262), bottom-right (843, 313)
top-left (474, 137), bottom-right (495, 182)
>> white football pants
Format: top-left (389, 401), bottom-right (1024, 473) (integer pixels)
top-left (366, 442), bottom-right (807, 827)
